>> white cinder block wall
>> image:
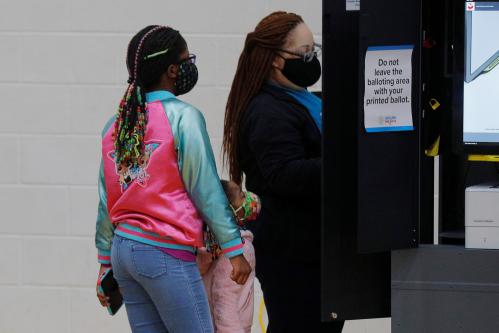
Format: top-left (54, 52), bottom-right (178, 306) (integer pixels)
top-left (0, 1), bottom-right (389, 332)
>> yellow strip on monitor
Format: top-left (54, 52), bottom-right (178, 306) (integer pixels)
top-left (468, 155), bottom-right (499, 162)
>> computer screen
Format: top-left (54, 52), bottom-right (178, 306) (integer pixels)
top-left (463, 1), bottom-right (499, 147)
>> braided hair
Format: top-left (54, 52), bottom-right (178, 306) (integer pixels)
top-left (223, 12), bottom-right (304, 185)
top-left (114, 25), bottom-right (187, 174)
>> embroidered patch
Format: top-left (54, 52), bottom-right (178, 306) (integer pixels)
top-left (108, 142), bottom-right (160, 192)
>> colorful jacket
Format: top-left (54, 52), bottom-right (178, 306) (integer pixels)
top-left (95, 90), bottom-right (243, 264)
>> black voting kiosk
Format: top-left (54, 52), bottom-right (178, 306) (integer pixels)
top-left (322, 0), bottom-right (421, 321)
top-left (322, 0), bottom-right (499, 332)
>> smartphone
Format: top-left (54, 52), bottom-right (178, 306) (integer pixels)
top-left (98, 268), bottom-right (123, 316)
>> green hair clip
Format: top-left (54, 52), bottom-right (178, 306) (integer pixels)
top-left (143, 48), bottom-right (169, 60)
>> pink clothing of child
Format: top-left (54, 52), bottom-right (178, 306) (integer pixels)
top-left (200, 230), bottom-right (256, 333)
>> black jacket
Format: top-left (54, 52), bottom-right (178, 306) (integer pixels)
top-left (239, 84), bottom-right (322, 262)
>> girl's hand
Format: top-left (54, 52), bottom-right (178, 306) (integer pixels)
top-left (96, 265), bottom-right (110, 307)
top-left (229, 254), bottom-right (252, 285)
top-left (196, 247), bottom-right (214, 276)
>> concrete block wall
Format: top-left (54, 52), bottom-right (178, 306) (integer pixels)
top-left (0, 1), bottom-right (389, 332)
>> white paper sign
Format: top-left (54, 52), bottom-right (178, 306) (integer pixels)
top-left (346, 0), bottom-right (360, 11)
top-left (363, 45), bottom-right (414, 132)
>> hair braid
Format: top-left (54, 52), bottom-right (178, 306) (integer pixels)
top-left (113, 25), bottom-right (186, 178)
top-left (223, 12), bottom-right (304, 185)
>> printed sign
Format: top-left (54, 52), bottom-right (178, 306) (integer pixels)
top-left (363, 45), bottom-right (414, 132)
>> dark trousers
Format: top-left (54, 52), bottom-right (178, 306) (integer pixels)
top-left (256, 253), bottom-right (345, 333)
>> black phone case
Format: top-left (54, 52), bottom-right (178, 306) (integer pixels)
top-left (100, 269), bottom-right (123, 315)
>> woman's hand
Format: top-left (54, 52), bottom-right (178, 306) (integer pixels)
top-left (96, 265), bottom-right (110, 307)
top-left (196, 247), bottom-right (214, 276)
top-left (229, 254), bottom-right (252, 285)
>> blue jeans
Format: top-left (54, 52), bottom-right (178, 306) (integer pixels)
top-left (111, 235), bottom-right (214, 333)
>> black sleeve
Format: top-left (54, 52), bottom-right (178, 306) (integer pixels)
top-left (245, 98), bottom-right (321, 198)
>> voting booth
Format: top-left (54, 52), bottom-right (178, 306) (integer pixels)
top-left (321, 0), bottom-right (499, 331)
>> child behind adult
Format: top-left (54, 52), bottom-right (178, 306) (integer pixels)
top-left (197, 180), bottom-right (261, 333)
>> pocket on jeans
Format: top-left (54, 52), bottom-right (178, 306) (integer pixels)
top-left (131, 245), bottom-right (167, 279)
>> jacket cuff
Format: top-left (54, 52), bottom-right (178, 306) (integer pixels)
top-left (97, 249), bottom-right (111, 265)
top-left (220, 238), bottom-right (244, 258)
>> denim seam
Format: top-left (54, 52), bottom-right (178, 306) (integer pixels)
top-left (180, 260), bottom-right (208, 333)
top-left (114, 236), bottom-right (121, 268)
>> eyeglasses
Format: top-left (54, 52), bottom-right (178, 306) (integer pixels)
top-left (278, 43), bottom-right (322, 63)
top-left (143, 49), bottom-right (197, 65)
top-left (178, 54), bottom-right (196, 65)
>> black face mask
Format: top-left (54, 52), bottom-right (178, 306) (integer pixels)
top-left (174, 61), bottom-right (198, 96)
top-left (280, 56), bottom-right (322, 88)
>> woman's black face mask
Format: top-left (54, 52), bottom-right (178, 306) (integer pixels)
top-left (278, 55), bottom-right (322, 88)
top-left (276, 45), bottom-right (322, 88)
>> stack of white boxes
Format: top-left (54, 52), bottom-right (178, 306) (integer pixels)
top-left (465, 183), bottom-right (499, 249)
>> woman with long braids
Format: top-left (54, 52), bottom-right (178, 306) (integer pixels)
top-left (223, 12), bottom-right (345, 333)
top-left (95, 25), bottom-right (251, 333)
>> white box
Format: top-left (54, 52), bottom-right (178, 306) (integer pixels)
top-left (465, 183), bottom-right (499, 249)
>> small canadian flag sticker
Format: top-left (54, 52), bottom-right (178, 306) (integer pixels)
top-left (467, 2), bottom-right (476, 11)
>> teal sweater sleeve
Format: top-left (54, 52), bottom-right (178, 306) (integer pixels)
top-left (165, 100), bottom-right (243, 258)
top-left (95, 117), bottom-right (116, 265)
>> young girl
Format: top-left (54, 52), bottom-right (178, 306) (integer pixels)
top-left (197, 180), bottom-right (261, 333)
top-left (95, 25), bottom-right (251, 333)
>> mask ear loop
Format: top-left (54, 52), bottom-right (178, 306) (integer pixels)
top-left (231, 204), bottom-right (242, 214)
top-left (231, 192), bottom-right (255, 224)
top-left (231, 204), bottom-right (245, 223)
